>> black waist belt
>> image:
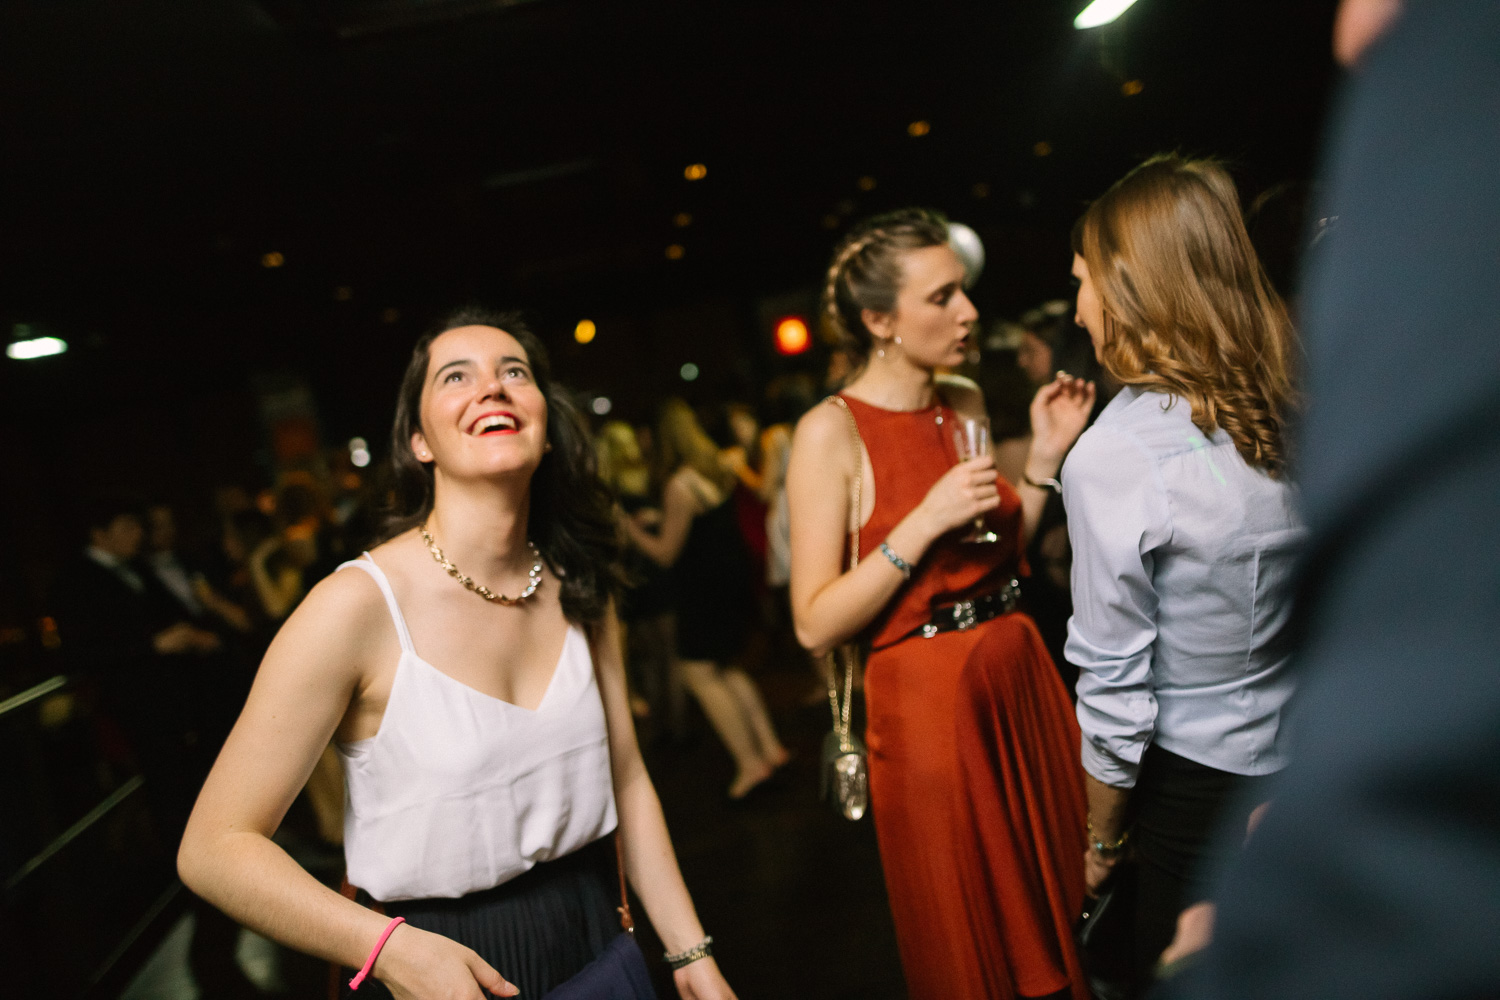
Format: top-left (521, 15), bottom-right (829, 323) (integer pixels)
top-left (906, 578), bottom-right (1021, 640)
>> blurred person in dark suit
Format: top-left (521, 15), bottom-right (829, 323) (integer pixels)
top-left (53, 498), bottom-right (222, 833)
top-left (1159, 1), bottom-right (1500, 996)
top-left (145, 501), bottom-right (253, 636)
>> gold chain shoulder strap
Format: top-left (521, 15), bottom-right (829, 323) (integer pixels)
top-left (824, 395), bottom-right (864, 748)
top-left (826, 395), bottom-right (863, 567)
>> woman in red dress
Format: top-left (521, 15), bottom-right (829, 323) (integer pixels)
top-left (787, 209), bottom-right (1096, 999)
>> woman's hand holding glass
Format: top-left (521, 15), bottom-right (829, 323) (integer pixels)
top-left (914, 450), bottom-right (1002, 544)
top-left (375, 923), bottom-right (519, 1000)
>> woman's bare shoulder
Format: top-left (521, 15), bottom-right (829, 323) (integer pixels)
top-left (272, 555), bottom-right (396, 664)
top-left (936, 373), bottom-right (986, 418)
top-left (791, 397), bottom-right (850, 453)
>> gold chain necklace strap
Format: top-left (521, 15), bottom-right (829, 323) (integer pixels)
top-left (827, 395), bottom-right (864, 748)
top-left (419, 523), bottom-right (543, 606)
top-left (824, 393), bottom-right (946, 746)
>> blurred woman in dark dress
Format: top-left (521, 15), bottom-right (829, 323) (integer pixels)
top-left (619, 399), bottom-right (789, 799)
top-left (599, 420), bottom-right (684, 732)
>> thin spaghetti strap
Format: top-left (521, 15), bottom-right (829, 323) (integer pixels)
top-left (336, 556), bottom-right (416, 654)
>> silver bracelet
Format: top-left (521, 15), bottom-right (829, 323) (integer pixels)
top-left (1022, 472), bottom-right (1063, 494)
top-left (879, 542), bottom-right (912, 579)
top-left (664, 935), bottom-right (714, 970)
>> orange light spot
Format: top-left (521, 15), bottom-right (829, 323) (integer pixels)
top-left (774, 316), bottom-right (811, 356)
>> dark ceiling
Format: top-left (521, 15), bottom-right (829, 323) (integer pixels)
top-left (0, 0), bottom-right (1342, 539)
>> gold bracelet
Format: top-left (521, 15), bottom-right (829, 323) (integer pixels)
top-left (1086, 818), bottom-right (1129, 856)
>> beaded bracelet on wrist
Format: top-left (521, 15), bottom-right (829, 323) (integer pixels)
top-left (1086, 818), bottom-right (1129, 858)
top-left (879, 542), bottom-right (912, 580)
top-left (665, 936), bottom-right (714, 970)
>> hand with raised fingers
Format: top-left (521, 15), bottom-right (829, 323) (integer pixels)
top-left (1029, 372), bottom-right (1097, 467)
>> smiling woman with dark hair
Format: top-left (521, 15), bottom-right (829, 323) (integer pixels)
top-left (177, 310), bottom-right (735, 1000)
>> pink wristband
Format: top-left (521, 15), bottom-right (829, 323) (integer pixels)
top-left (349, 915), bottom-right (406, 991)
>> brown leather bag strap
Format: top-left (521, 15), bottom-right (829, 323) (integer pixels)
top-left (614, 831), bottom-right (634, 933)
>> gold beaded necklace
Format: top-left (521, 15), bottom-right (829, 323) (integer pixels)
top-left (420, 522), bottom-right (543, 606)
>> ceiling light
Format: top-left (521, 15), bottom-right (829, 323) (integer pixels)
top-left (679, 362), bottom-right (699, 382)
top-left (1122, 79), bottom-right (1145, 96)
top-left (907, 120), bottom-right (931, 137)
top-left (261, 252), bottom-right (285, 268)
top-left (6, 334), bottom-right (68, 360)
top-left (856, 176), bottom-right (877, 192)
top-left (674, 212), bottom-right (693, 227)
top-left (591, 396), bottom-right (613, 416)
top-left (1074, 0), bottom-right (1140, 29)
top-left (666, 244), bottom-right (686, 260)
top-left (684, 163), bottom-right (707, 181)
top-left (575, 319), bottom-right (597, 344)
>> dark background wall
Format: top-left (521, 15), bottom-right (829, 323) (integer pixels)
top-left (0, 0), bottom-right (1341, 609)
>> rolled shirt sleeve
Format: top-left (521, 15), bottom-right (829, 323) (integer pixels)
top-left (1063, 425), bottom-right (1173, 789)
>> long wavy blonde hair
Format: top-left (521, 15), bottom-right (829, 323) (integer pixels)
top-left (1074, 155), bottom-right (1297, 477)
top-left (655, 398), bottom-right (735, 495)
top-left (596, 421), bottom-right (651, 500)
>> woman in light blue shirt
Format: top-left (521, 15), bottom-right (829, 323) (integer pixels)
top-left (1062, 155), bottom-right (1305, 982)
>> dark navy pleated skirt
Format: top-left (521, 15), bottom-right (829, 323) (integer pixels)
top-left (342, 836), bottom-right (621, 999)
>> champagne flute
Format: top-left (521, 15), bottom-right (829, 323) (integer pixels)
top-left (953, 416), bottom-right (999, 543)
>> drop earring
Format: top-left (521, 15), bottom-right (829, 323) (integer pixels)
top-left (894, 336), bottom-right (902, 345)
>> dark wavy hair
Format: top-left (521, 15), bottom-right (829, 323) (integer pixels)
top-left (1073, 154), bottom-right (1298, 477)
top-left (380, 307), bottom-right (624, 626)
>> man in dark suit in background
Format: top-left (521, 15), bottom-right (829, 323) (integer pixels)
top-left (1163, 1), bottom-right (1500, 996)
top-left (52, 497), bottom-right (222, 836)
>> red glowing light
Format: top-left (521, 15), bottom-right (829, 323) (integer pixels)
top-left (774, 316), bottom-right (811, 356)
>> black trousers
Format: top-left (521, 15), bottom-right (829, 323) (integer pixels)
top-left (1130, 744), bottom-right (1274, 979)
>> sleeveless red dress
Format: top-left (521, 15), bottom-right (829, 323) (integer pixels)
top-left (841, 394), bottom-right (1088, 1000)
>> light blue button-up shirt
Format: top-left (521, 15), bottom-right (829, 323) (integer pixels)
top-left (1063, 386), bottom-right (1305, 789)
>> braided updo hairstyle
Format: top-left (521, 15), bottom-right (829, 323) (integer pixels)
top-left (821, 208), bottom-right (951, 363)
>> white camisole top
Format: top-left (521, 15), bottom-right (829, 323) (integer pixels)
top-left (335, 555), bottom-right (617, 903)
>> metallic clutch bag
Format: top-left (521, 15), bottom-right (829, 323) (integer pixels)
top-left (820, 643), bottom-right (868, 821)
